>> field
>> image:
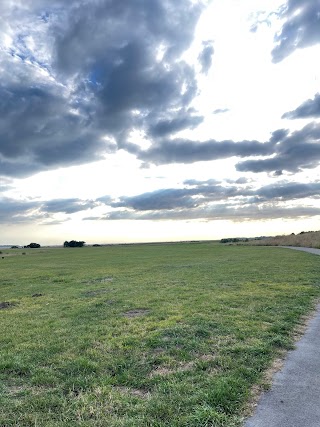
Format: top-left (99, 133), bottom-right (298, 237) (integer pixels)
top-left (1, 243), bottom-right (320, 426)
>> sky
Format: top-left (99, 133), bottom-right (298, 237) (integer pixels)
top-left (1, 0), bottom-right (320, 245)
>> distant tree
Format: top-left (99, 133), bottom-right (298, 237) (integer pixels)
top-left (26, 243), bottom-right (41, 248)
top-left (63, 240), bottom-right (85, 247)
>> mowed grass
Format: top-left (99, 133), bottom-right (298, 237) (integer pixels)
top-left (0, 243), bottom-right (320, 426)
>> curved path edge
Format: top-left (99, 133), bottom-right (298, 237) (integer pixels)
top-left (279, 246), bottom-right (320, 256)
top-left (244, 246), bottom-right (320, 427)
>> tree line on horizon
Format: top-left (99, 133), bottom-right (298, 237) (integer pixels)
top-left (63, 240), bottom-right (85, 247)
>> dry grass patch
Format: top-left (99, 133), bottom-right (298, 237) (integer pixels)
top-left (83, 289), bottom-right (111, 297)
top-left (248, 230), bottom-right (320, 248)
top-left (123, 308), bottom-right (150, 318)
top-left (115, 386), bottom-right (151, 399)
top-left (197, 354), bottom-right (216, 362)
top-left (150, 361), bottom-right (195, 378)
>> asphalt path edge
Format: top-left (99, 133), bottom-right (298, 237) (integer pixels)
top-left (243, 246), bottom-right (320, 427)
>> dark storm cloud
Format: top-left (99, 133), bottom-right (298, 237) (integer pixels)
top-left (2, 0), bottom-right (320, 182)
top-left (138, 138), bottom-right (274, 165)
top-left (237, 122), bottom-right (320, 173)
top-left (0, 85), bottom-right (113, 177)
top-left (272, 0), bottom-right (320, 63)
top-left (0, 0), bottom-right (206, 177)
top-left (282, 93), bottom-right (320, 119)
top-left (51, 0), bottom-right (205, 153)
top-left (198, 41), bottom-right (214, 74)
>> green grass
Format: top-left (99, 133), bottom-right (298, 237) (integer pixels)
top-left (0, 243), bottom-right (319, 426)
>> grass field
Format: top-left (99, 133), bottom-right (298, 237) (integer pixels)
top-left (1, 243), bottom-right (320, 426)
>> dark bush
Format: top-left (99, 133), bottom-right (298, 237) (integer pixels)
top-left (25, 243), bottom-right (41, 248)
top-left (64, 240), bottom-right (85, 247)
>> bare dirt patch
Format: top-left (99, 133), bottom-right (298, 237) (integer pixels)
top-left (7, 385), bottom-right (25, 396)
top-left (152, 347), bottom-right (165, 354)
top-left (198, 354), bottom-right (216, 362)
top-left (103, 299), bottom-right (116, 305)
top-left (83, 289), bottom-right (111, 297)
top-left (0, 301), bottom-right (16, 310)
top-left (123, 309), bottom-right (150, 318)
top-left (87, 277), bottom-right (114, 284)
top-left (7, 384), bottom-right (56, 396)
top-left (115, 386), bottom-right (151, 399)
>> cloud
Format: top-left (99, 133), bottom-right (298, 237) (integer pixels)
top-left (272, 0), bottom-right (320, 63)
top-left (0, 178), bottom-right (13, 192)
top-left (198, 40), bottom-right (214, 74)
top-left (39, 219), bottom-right (71, 226)
top-left (0, 196), bottom-right (97, 223)
top-left (91, 178), bottom-right (320, 222)
top-left (282, 93), bottom-right (320, 119)
top-left (0, 62), bottom-right (115, 177)
top-left (110, 183), bottom-right (242, 212)
top-left (96, 195), bottom-right (113, 205)
top-left (138, 138), bottom-right (274, 165)
top-left (3, 179), bottom-right (320, 224)
top-left (0, 0), bottom-right (206, 178)
top-left (0, 197), bottom-right (41, 223)
top-left (148, 109), bottom-right (204, 138)
top-left (212, 108), bottom-right (229, 115)
top-left (237, 122), bottom-right (320, 173)
top-left (249, 10), bottom-right (278, 33)
top-left (40, 198), bottom-right (98, 214)
top-left (226, 177), bottom-right (251, 185)
top-left (2, 0), bottom-right (319, 181)
top-left (103, 204), bottom-right (320, 221)
top-left (132, 123), bottom-right (320, 172)
top-left (183, 178), bottom-right (220, 186)
top-left (254, 181), bottom-right (320, 201)
top-left (112, 189), bottom-right (199, 211)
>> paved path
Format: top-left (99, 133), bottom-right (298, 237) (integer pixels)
top-left (244, 246), bottom-right (320, 427)
top-left (280, 246), bottom-right (320, 256)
